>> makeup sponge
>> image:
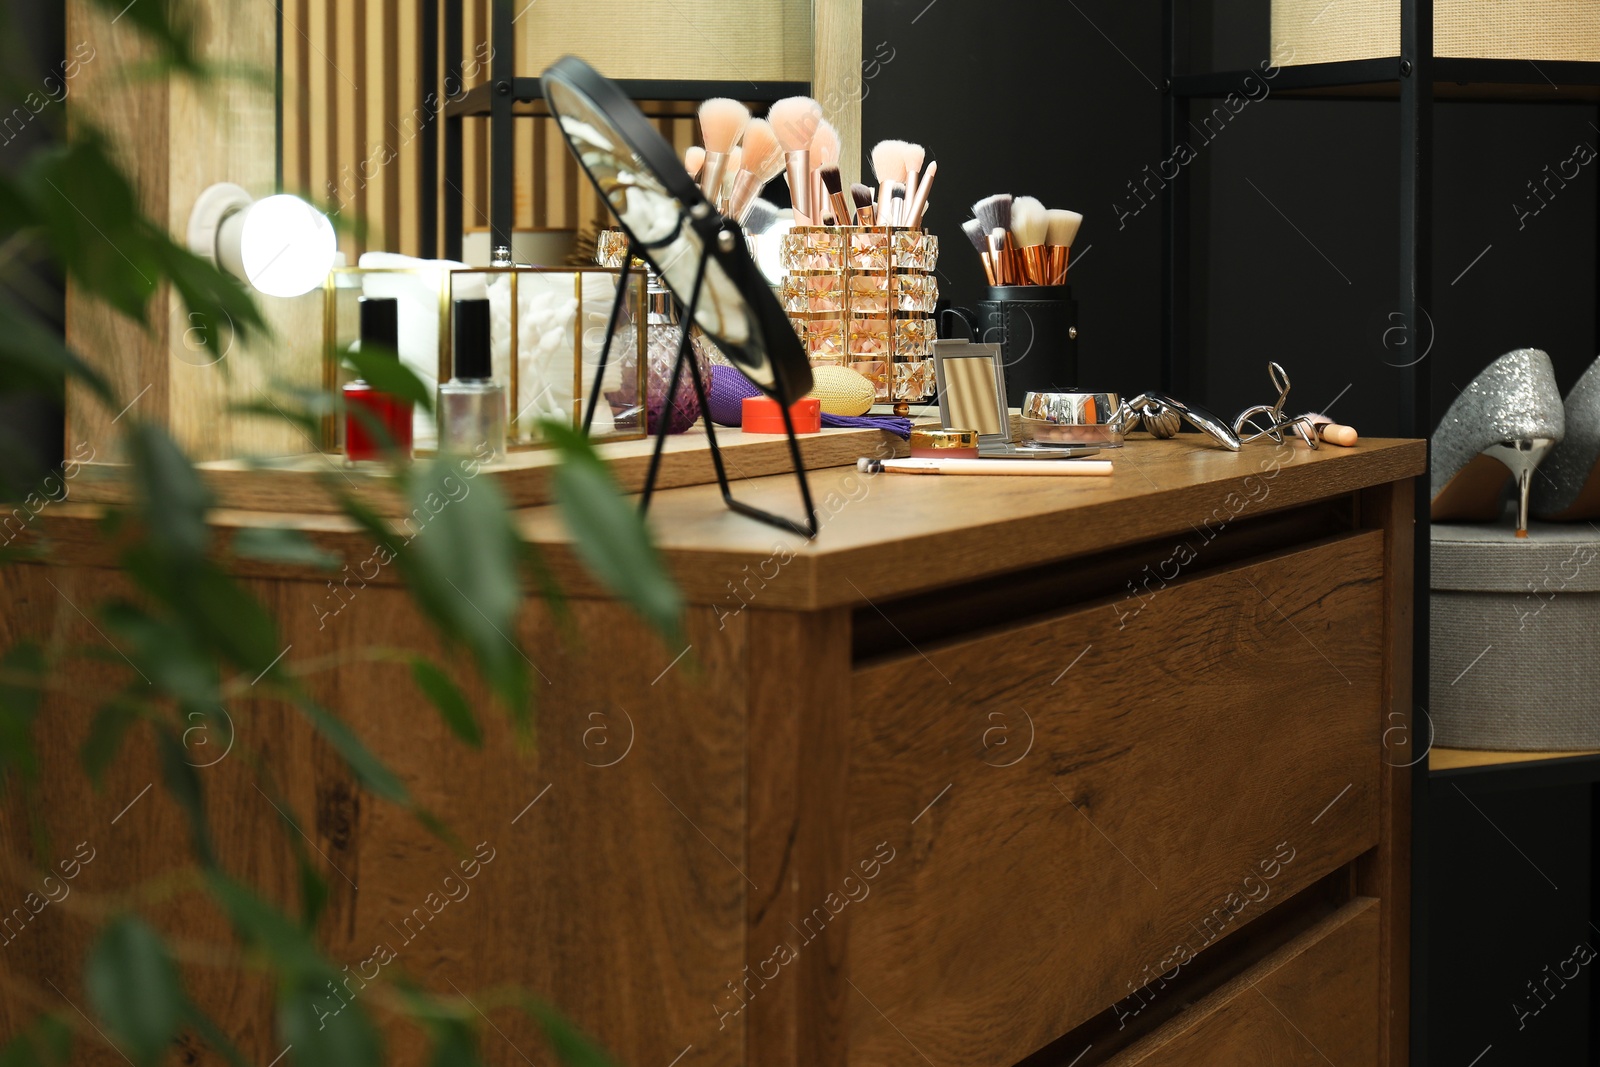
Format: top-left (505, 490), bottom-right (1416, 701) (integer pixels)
top-left (708, 365), bottom-right (762, 426)
top-left (807, 365), bottom-right (875, 416)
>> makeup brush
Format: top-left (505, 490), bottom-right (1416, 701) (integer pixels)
top-left (902, 142), bottom-right (926, 205)
top-left (884, 181), bottom-right (907, 229)
top-left (809, 120), bottom-right (841, 224)
top-left (742, 198), bottom-right (781, 236)
top-left (851, 182), bottom-right (876, 226)
top-left (719, 146), bottom-right (742, 212)
top-left (684, 145), bottom-right (705, 181)
top-left (696, 97), bottom-right (750, 201)
top-left (726, 118), bottom-right (781, 223)
top-left (820, 165), bottom-right (851, 229)
top-left (962, 218), bottom-right (996, 284)
top-left (1045, 209), bottom-right (1082, 284)
top-left (904, 160), bottom-right (937, 231)
top-left (769, 96), bottom-right (823, 224)
top-left (987, 228), bottom-right (1008, 285)
top-left (872, 139), bottom-right (908, 224)
top-left (1304, 412), bottom-right (1359, 446)
top-left (1011, 196), bottom-right (1049, 285)
top-left (972, 195), bottom-right (1013, 283)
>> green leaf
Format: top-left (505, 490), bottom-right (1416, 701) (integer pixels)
top-left (540, 420), bottom-right (682, 643)
top-left (411, 659), bottom-right (481, 747)
top-left (344, 347), bottom-right (434, 413)
top-left (297, 701), bottom-right (409, 807)
top-left (0, 642), bottom-right (46, 783)
top-left (86, 0), bottom-right (205, 76)
top-left (391, 458), bottom-right (529, 725)
top-left (120, 548), bottom-right (282, 680)
top-left (101, 601), bottom-right (217, 709)
top-left (124, 421), bottom-right (211, 560)
top-left (85, 917), bottom-right (185, 1067)
top-left (295, 849), bottom-right (331, 932)
top-left (523, 999), bottom-right (620, 1067)
top-left (0, 1014), bottom-right (72, 1067)
top-left (183, 1004), bottom-right (248, 1067)
top-left (427, 1019), bottom-right (482, 1067)
top-left (278, 978), bottom-right (383, 1067)
top-left (205, 872), bottom-right (327, 979)
top-left (0, 292), bottom-right (114, 405)
top-left (233, 527), bottom-right (340, 570)
top-left (155, 725), bottom-right (213, 868)
top-left (81, 700), bottom-right (139, 787)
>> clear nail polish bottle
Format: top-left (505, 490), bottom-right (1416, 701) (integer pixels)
top-left (438, 297), bottom-right (506, 460)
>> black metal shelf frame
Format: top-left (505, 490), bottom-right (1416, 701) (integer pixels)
top-left (425, 0), bottom-right (807, 261)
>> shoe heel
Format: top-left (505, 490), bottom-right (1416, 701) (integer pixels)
top-left (1482, 438), bottom-right (1556, 536)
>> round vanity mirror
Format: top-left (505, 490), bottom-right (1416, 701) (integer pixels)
top-left (541, 56), bottom-right (812, 403)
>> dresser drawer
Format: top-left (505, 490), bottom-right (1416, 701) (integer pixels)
top-left (1109, 898), bottom-right (1381, 1066)
top-left (845, 532), bottom-right (1386, 1067)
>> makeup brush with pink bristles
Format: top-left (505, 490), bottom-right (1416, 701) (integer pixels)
top-left (768, 95), bottom-right (823, 224)
top-left (725, 117), bottom-right (783, 225)
top-left (812, 119), bottom-right (838, 223)
top-left (696, 98), bottom-right (749, 202)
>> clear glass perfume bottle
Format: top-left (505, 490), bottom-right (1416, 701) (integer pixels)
top-left (438, 297), bottom-right (507, 460)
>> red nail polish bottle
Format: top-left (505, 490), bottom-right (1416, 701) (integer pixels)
top-left (344, 296), bottom-right (413, 464)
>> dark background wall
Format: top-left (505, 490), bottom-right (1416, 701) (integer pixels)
top-left (0, 1), bottom-right (66, 489)
top-left (863, 0), bottom-right (1598, 439)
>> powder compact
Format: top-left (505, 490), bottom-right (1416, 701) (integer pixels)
top-left (910, 427), bottom-right (980, 459)
top-left (1018, 391), bottom-right (1126, 448)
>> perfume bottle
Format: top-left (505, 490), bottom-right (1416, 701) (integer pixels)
top-left (438, 297), bottom-right (506, 460)
top-left (343, 296), bottom-right (414, 464)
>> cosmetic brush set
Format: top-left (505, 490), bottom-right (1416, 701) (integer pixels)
top-left (962, 194), bottom-right (1082, 286)
top-left (682, 96), bottom-right (939, 232)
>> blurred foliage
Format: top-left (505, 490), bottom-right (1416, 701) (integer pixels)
top-left (0, 0), bottom-right (679, 1064)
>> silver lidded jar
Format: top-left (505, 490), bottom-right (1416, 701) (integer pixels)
top-left (438, 297), bottom-right (507, 460)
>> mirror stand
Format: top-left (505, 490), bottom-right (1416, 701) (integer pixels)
top-left (585, 231), bottom-right (820, 540)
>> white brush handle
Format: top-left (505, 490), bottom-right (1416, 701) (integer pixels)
top-left (877, 458), bottom-right (1113, 476)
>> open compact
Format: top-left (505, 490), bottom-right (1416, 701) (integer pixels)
top-left (1018, 391), bottom-right (1125, 448)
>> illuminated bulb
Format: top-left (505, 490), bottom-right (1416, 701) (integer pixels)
top-left (187, 183), bottom-right (337, 298)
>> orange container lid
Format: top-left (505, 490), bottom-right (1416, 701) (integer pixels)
top-left (742, 396), bottom-right (822, 435)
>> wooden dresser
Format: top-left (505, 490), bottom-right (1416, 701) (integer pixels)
top-left (0, 434), bottom-right (1423, 1067)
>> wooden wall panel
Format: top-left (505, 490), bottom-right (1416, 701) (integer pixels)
top-left (282, 0), bottom-right (444, 260)
top-left (65, 0), bottom-right (314, 464)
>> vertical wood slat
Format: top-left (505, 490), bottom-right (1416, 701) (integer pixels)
top-left (278, 1), bottom-right (863, 250)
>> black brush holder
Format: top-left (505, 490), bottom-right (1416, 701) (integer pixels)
top-left (977, 285), bottom-right (1080, 407)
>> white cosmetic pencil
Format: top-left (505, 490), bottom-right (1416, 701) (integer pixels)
top-left (858, 457), bottom-right (1113, 477)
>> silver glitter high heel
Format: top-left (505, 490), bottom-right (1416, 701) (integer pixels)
top-left (1532, 356), bottom-right (1600, 521)
top-left (1431, 348), bottom-right (1563, 537)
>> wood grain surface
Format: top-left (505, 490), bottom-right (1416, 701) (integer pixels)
top-left (34, 437), bottom-right (1425, 613)
top-left (0, 564), bottom-right (748, 1067)
top-left (67, 421), bottom-right (919, 517)
top-left (845, 532), bottom-right (1386, 1066)
top-left (1107, 898), bottom-right (1381, 1066)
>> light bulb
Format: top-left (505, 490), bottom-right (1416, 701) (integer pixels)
top-left (188, 183), bottom-right (337, 299)
top-left (234, 195), bottom-right (337, 298)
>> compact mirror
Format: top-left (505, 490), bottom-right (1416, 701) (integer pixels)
top-left (541, 56), bottom-right (812, 403)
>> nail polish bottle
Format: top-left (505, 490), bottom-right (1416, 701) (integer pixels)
top-left (343, 297), bottom-right (414, 464)
top-left (438, 297), bottom-right (506, 460)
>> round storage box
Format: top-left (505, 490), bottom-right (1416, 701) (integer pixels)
top-left (1431, 519), bottom-right (1600, 750)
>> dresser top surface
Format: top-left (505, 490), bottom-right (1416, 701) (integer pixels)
top-left (513, 435), bottom-right (1423, 607)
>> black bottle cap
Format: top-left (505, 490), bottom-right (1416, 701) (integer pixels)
top-left (358, 296), bottom-right (399, 356)
top-left (453, 298), bottom-right (492, 380)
